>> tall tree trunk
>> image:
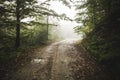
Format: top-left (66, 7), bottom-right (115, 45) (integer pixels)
top-left (46, 15), bottom-right (49, 40)
top-left (15, 0), bottom-right (20, 47)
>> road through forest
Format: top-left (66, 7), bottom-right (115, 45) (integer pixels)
top-left (4, 39), bottom-right (111, 80)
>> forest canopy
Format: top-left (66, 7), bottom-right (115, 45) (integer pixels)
top-left (0, 0), bottom-right (120, 78)
top-left (73, 0), bottom-right (120, 76)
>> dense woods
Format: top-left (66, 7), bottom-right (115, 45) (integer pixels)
top-left (0, 0), bottom-right (71, 79)
top-left (0, 0), bottom-right (70, 74)
top-left (0, 0), bottom-right (120, 79)
top-left (0, 0), bottom-right (68, 58)
top-left (74, 0), bottom-right (120, 78)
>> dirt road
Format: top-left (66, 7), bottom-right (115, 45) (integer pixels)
top-left (4, 39), bottom-right (112, 80)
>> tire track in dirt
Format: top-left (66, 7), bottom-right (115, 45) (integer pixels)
top-left (4, 39), bottom-right (79, 80)
top-left (7, 44), bottom-right (56, 80)
top-left (50, 40), bottom-right (78, 80)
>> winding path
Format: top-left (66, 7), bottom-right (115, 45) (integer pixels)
top-left (5, 39), bottom-right (110, 80)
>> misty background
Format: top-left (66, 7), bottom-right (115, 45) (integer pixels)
top-left (48, 1), bottom-right (82, 40)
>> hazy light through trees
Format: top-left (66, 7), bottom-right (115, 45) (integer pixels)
top-left (49, 1), bottom-right (82, 39)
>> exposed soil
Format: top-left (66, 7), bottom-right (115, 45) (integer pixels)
top-left (1, 39), bottom-right (112, 80)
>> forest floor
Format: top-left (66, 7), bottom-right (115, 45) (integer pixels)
top-left (1, 39), bottom-right (113, 80)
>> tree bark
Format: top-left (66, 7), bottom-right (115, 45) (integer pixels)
top-left (46, 15), bottom-right (49, 40)
top-left (15, 0), bottom-right (20, 47)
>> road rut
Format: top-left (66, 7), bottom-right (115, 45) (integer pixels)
top-left (4, 39), bottom-right (111, 80)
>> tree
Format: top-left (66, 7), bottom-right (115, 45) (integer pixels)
top-left (15, 0), bottom-right (20, 47)
top-left (74, 0), bottom-right (120, 77)
top-left (1, 0), bottom-right (70, 47)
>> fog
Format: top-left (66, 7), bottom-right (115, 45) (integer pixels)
top-left (59, 20), bottom-right (80, 39)
top-left (49, 1), bottom-right (82, 39)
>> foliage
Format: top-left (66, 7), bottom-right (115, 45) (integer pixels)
top-left (75, 0), bottom-right (120, 77)
top-left (0, 0), bottom-right (70, 66)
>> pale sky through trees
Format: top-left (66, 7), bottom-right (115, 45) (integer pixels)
top-left (22, 0), bottom-right (82, 39)
top-left (49, 1), bottom-right (82, 39)
top-left (29, 0), bottom-right (82, 39)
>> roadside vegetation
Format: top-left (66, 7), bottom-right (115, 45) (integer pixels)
top-left (0, 0), bottom-right (120, 79)
top-left (74, 0), bottom-right (120, 79)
